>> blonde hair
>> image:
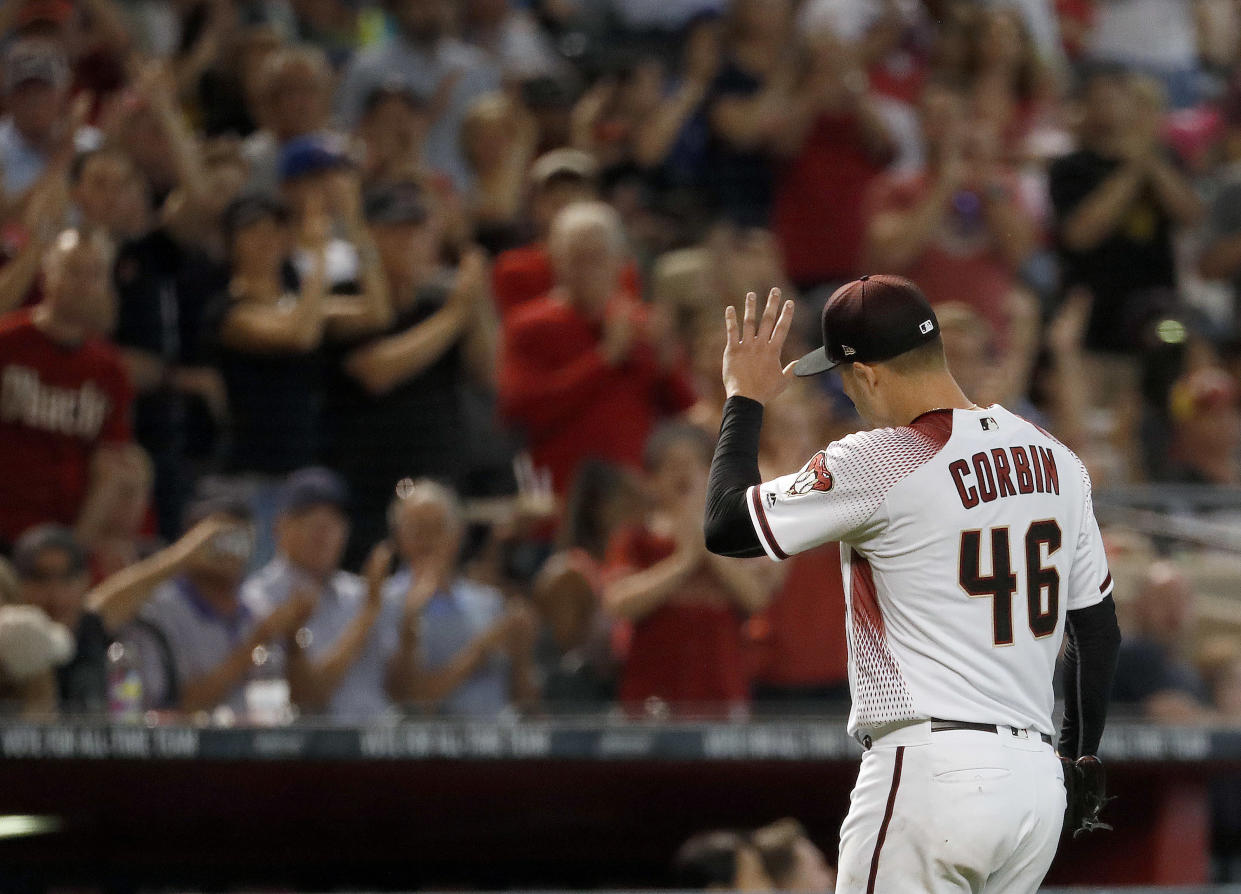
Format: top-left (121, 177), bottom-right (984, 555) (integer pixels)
top-left (388, 478), bottom-right (465, 536)
top-left (258, 45), bottom-right (331, 98)
top-left (548, 201), bottom-right (627, 266)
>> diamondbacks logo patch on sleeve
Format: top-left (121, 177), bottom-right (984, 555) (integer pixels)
top-left (786, 451), bottom-right (835, 496)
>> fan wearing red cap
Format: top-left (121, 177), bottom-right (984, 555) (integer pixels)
top-left (703, 282), bottom-right (1121, 893)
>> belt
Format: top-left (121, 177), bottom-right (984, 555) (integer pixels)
top-left (931, 718), bottom-right (1053, 747)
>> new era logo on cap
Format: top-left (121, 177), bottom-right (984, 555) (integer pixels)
top-left (792, 275), bottom-right (941, 377)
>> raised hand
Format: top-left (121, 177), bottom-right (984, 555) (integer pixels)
top-left (647, 302), bottom-right (681, 373)
top-left (600, 303), bottom-right (637, 367)
top-left (722, 287), bottom-right (796, 405)
top-left (325, 168), bottom-right (365, 233)
top-left (287, 587), bottom-right (319, 629)
top-left (402, 572), bottom-right (438, 620)
top-left (259, 586), bottom-right (317, 642)
top-left (1047, 288), bottom-right (1092, 358)
top-left (672, 504), bottom-right (709, 565)
top-left (181, 511), bottom-right (248, 560)
top-left (135, 59), bottom-right (178, 119)
top-left (49, 92), bottom-right (93, 171)
top-left (300, 187), bottom-right (332, 250)
top-left (90, 444), bottom-right (149, 497)
top-left (447, 247), bottom-right (489, 314)
top-left (403, 552), bottom-right (454, 620)
top-left (362, 541), bottom-right (395, 612)
top-left (501, 601), bottom-right (537, 658)
top-left (22, 178), bottom-right (69, 243)
top-left (684, 19), bottom-right (722, 87)
top-left (512, 452), bottom-right (556, 525)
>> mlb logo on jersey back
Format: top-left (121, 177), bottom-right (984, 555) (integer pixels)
top-left (981, 417), bottom-right (998, 431)
top-left (785, 451), bottom-right (834, 496)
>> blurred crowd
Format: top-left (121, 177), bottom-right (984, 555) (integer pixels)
top-left (0, 0), bottom-right (1238, 732)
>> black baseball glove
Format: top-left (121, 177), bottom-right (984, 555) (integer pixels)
top-left (1060, 754), bottom-right (1114, 837)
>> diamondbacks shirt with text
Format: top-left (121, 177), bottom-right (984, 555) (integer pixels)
top-left (0, 309), bottom-right (132, 544)
top-left (744, 405), bottom-right (1112, 738)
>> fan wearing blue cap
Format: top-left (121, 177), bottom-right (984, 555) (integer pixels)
top-left (700, 282), bottom-right (1121, 894)
top-left (241, 467), bottom-right (411, 723)
top-left (271, 134), bottom-right (392, 336)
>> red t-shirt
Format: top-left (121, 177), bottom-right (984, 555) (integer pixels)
top-left (498, 294), bottom-right (696, 493)
top-left (864, 171), bottom-right (1020, 342)
top-left (774, 113), bottom-right (889, 286)
top-left (0, 310), bottom-right (133, 543)
top-left (745, 544), bottom-right (849, 688)
top-left (492, 243), bottom-right (642, 318)
top-left (605, 525), bottom-right (749, 714)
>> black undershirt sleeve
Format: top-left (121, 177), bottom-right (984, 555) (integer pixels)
top-left (1058, 594), bottom-right (1122, 759)
top-left (704, 396), bottom-right (767, 558)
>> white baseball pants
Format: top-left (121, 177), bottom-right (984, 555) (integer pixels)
top-left (836, 721), bottom-right (1066, 893)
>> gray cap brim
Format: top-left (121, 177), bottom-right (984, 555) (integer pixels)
top-left (792, 347), bottom-right (840, 377)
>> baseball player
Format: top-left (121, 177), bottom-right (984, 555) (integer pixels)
top-left (704, 278), bottom-right (1122, 893)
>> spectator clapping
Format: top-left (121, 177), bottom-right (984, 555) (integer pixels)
top-left (0, 0), bottom-right (1238, 729)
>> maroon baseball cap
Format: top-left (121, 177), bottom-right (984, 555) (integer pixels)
top-left (792, 274), bottom-right (940, 376)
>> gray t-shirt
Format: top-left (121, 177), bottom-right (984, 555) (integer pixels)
top-left (383, 567), bottom-right (510, 717)
top-left (242, 558), bottom-right (401, 723)
top-left (129, 578), bottom-right (257, 715)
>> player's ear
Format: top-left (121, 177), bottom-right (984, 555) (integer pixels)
top-left (853, 361), bottom-right (879, 392)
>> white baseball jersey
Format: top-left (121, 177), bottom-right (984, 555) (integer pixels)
top-left (745, 405), bottom-right (1112, 738)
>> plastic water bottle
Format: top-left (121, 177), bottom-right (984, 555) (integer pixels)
top-left (106, 640), bottom-right (143, 722)
top-left (245, 644), bottom-right (292, 726)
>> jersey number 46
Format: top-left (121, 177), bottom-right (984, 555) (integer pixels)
top-left (959, 521), bottom-right (1061, 647)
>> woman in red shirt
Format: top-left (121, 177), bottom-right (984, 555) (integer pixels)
top-left (603, 423), bottom-right (772, 719)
